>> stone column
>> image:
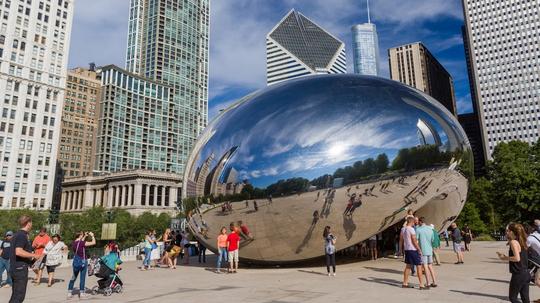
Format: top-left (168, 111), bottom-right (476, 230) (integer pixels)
top-left (68, 191), bottom-right (73, 210)
top-left (84, 187), bottom-right (93, 209)
top-left (108, 186), bottom-right (114, 208)
top-left (127, 185), bottom-right (133, 206)
top-left (96, 189), bottom-right (102, 207)
top-left (134, 183), bottom-right (142, 206)
top-left (161, 186), bottom-right (166, 206)
top-left (116, 186), bottom-right (121, 208)
top-left (169, 187), bottom-right (177, 207)
top-left (61, 191), bottom-right (66, 211)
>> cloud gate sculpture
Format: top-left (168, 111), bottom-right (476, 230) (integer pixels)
top-left (184, 75), bottom-right (472, 263)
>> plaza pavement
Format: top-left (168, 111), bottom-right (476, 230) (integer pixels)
top-left (1, 241), bottom-right (538, 302)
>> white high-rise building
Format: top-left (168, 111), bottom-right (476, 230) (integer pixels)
top-left (0, 0), bottom-right (74, 209)
top-left (351, 0), bottom-right (380, 76)
top-left (462, 0), bottom-right (540, 159)
top-left (266, 10), bottom-right (346, 86)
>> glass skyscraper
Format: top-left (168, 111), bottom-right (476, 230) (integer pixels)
top-left (351, 23), bottom-right (380, 76)
top-left (96, 0), bottom-right (209, 175)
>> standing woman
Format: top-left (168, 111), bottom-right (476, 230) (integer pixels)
top-left (462, 224), bottom-right (473, 251)
top-left (67, 231), bottom-right (95, 299)
top-left (141, 230), bottom-right (155, 270)
top-left (43, 234), bottom-right (67, 287)
top-left (159, 229), bottom-right (172, 267)
top-left (216, 227), bottom-right (228, 273)
top-left (323, 226), bottom-right (336, 276)
top-left (497, 223), bottom-right (530, 303)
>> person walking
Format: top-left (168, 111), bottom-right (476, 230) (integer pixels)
top-left (400, 216), bottom-right (427, 289)
top-left (416, 218), bottom-right (437, 287)
top-left (9, 215), bottom-right (41, 303)
top-left (368, 235), bottom-right (377, 260)
top-left (527, 221), bottom-right (540, 257)
top-left (430, 224), bottom-right (441, 266)
top-left (0, 231), bottom-right (13, 288)
top-left (216, 227), bottom-right (228, 273)
top-left (450, 223), bottom-right (464, 264)
top-left (141, 230), bottom-right (155, 271)
top-left (443, 230), bottom-right (449, 247)
top-left (198, 240), bottom-right (207, 264)
top-left (31, 227), bottom-right (51, 285)
top-left (227, 223), bottom-right (240, 273)
top-left (497, 223), bottom-right (530, 303)
top-left (462, 224), bottom-right (473, 251)
top-left (43, 234), bottom-right (67, 287)
top-left (159, 229), bottom-right (173, 268)
top-left (323, 226), bottom-right (336, 276)
top-left (67, 231), bottom-right (96, 299)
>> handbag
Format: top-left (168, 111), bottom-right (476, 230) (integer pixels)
top-left (151, 242), bottom-right (158, 250)
top-left (72, 241), bottom-right (86, 269)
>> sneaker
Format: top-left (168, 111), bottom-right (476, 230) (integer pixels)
top-left (67, 292), bottom-right (73, 299)
top-left (327, 273), bottom-right (331, 276)
top-left (3, 284), bottom-right (11, 288)
top-left (332, 273), bottom-right (336, 277)
top-left (79, 293), bottom-right (90, 300)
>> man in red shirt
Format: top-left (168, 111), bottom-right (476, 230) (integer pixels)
top-left (227, 223), bottom-right (240, 273)
top-left (31, 227), bottom-right (51, 285)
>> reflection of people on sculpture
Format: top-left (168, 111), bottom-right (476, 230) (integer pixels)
top-left (343, 214), bottom-right (356, 241)
top-left (295, 209), bottom-right (320, 254)
top-left (343, 194), bottom-right (355, 216)
top-left (237, 221), bottom-right (254, 241)
top-left (253, 200), bottom-right (258, 212)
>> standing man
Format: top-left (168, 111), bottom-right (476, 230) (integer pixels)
top-left (416, 218), bottom-right (437, 287)
top-left (10, 215), bottom-right (42, 303)
top-left (0, 231), bottom-right (14, 288)
top-left (400, 216), bottom-right (427, 289)
top-left (227, 223), bottom-right (240, 273)
top-left (31, 227), bottom-right (50, 285)
top-left (430, 224), bottom-right (441, 266)
top-left (450, 223), bottom-right (465, 264)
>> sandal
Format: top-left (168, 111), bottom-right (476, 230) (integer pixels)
top-left (401, 284), bottom-right (414, 288)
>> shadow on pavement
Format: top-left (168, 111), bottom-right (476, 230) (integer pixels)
top-left (449, 289), bottom-right (508, 301)
top-left (358, 277), bottom-right (402, 288)
top-left (475, 277), bottom-right (509, 284)
top-left (363, 266), bottom-right (402, 275)
top-left (297, 269), bottom-right (328, 276)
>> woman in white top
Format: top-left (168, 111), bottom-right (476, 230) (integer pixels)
top-left (43, 234), bottom-right (67, 287)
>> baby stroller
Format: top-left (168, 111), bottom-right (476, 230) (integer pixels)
top-left (91, 259), bottom-right (123, 296)
top-left (529, 251), bottom-right (540, 285)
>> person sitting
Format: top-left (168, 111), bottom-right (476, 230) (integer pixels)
top-left (97, 243), bottom-right (123, 290)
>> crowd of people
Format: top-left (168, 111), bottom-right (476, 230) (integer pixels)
top-left (1, 214), bottom-right (539, 303)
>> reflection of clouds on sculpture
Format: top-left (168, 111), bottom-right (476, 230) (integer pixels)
top-left (183, 75), bottom-right (472, 263)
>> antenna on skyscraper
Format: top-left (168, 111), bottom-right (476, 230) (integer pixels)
top-left (367, 0), bottom-right (371, 24)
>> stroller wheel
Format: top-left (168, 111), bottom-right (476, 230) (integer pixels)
top-left (114, 284), bottom-right (123, 293)
top-left (104, 288), bottom-right (113, 296)
top-left (91, 286), bottom-right (99, 295)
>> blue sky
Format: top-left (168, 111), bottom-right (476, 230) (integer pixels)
top-left (68, 0), bottom-right (473, 120)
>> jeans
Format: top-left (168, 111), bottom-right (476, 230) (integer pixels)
top-left (0, 257), bottom-right (12, 285)
top-left (325, 253), bottom-right (336, 273)
top-left (509, 272), bottom-right (530, 303)
top-left (9, 267), bottom-right (28, 303)
top-left (198, 245), bottom-right (207, 263)
top-left (217, 248), bottom-right (228, 270)
top-left (68, 256), bottom-right (87, 292)
top-left (143, 247), bottom-right (151, 267)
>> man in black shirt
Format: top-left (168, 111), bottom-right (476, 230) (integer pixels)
top-left (0, 230), bottom-right (13, 287)
top-left (9, 215), bottom-right (41, 303)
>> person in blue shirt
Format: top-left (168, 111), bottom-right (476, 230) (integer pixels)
top-left (416, 217), bottom-right (437, 287)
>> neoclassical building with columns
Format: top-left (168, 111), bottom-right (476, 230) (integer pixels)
top-left (60, 170), bottom-right (182, 215)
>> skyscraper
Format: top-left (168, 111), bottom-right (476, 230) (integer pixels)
top-left (0, 0), bottom-right (74, 209)
top-left (96, 0), bottom-right (210, 175)
top-left (388, 42), bottom-right (457, 116)
top-left (462, 0), bottom-right (540, 159)
top-left (266, 10), bottom-right (346, 86)
top-left (351, 0), bottom-right (380, 76)
top-left (59, 66), bottom-right (101, 178)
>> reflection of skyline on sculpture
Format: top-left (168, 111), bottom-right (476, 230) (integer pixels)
top-left (187, 75), bottom-right (467, 189)
top-left (183, 74), bottom-right (472, 263)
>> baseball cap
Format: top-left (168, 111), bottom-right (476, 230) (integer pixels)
top-left (5, 231), bottom-right (13, 237)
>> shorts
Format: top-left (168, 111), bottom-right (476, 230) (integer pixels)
top-left (421, 255), bottom-right (433, 265)
top-left (228, 249), bottom-right (239, 262)
top-left (453, 242), bottom-right (464, 253)
top-left (46, 265), bottom-right (57, 273)
top-left (369, 240), bottom-right (377, 249)
top-left (404, 250), bottom-right (422, 266)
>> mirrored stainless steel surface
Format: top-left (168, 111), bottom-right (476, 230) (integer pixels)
top-left (183, 75), bottom-right (472, 263)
